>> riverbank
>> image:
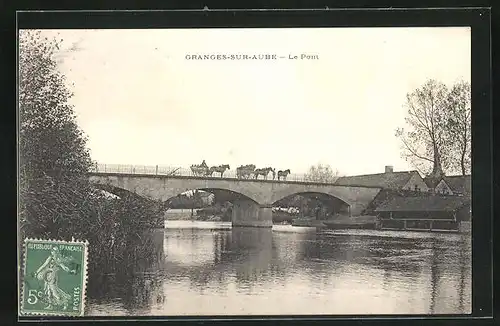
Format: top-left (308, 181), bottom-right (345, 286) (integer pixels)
top-left (165, 209), bottom-right (300, 223)
top-left (163, 211), bottom-right (470, 234)
top-left (162, 220), bottom-right (469, 238)
top-left (289, 215), bottom-right (378, 229)
top-left (166, 211), bottom-right (375, 229)
top-left (322, 215), bottom-right (378, 229)
top-left (164, 209), bottom-right (226, 222)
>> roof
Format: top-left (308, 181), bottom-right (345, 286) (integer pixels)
top-left (423, 176), bottom-right (442, 188)
top-left (334, 171), bottom-right (420, 189)
top-left (374, 195), bottom-right (470, 212)
top-left (444, 175), bottom-right (471, 194)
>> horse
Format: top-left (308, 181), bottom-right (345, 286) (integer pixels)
top-left (254, 167), bottom-right (275, 180)
top-left (236, 164), bottom-right (255, 179)
top-left (277, 169), bottom-right (291, 181)
top-left (209, 164), bottom-right (230, 178)
top-left (190, 164), bottom-right (209, 176)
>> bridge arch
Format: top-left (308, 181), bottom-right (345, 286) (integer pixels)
top-left (88, 174), bottom-right (266, 205)
top-left (272, 191), bottom-right (350, 206)
top-left (165, 188), bottom-right (259, 206)
top-left (268, 185), bottom-right (382, 216)
top-left (269, 187), bottom-right (353, 207)
top-left (91, 182), bottom-right (151, 202)
top-left (272, 191), bottom-right (351, 217)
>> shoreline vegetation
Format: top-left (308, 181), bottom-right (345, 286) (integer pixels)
top-left (18, 31), bottom-right (162, 277)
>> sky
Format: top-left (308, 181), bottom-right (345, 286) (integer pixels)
top-left (37, 27), bottom-right (470, 176)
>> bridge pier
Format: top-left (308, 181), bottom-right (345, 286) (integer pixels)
top-left (231, 200), bottom-right (273, 228)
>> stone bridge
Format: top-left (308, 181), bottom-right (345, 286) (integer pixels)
top-left (88, 172), bottom-right (381, 228)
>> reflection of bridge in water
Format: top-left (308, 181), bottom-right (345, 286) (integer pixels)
top-left (165, 228), bottom-right (471, 313)
top-left (86, 227), bottom-right (471, 315)
top-left (88, 164), bottom-right (382, 227)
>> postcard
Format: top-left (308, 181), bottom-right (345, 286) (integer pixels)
top-left (18, 24), bottom-right (473, 317)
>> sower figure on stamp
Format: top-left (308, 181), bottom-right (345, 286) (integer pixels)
top-left (34, 246), bottom-right (77, 310)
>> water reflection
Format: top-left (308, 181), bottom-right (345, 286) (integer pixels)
top-left (86, 221), bottom-right (471, 316)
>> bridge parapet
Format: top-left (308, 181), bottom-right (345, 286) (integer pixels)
top-left (90, 163), bottom-right (332, 184)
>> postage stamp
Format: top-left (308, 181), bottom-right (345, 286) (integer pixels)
top-left (20, 238), bottom-right (89, 316)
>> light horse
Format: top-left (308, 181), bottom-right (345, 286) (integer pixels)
top-left (190, 160), bottom-right (210, 176)
top-left (277, 169), bottom-right (291, 181)
top-left (254, 167), bottom-right (275, 180)
top-left (236, 164), bottom-right (255, 179)
top-left (209, 164), bottom-right (230, 178)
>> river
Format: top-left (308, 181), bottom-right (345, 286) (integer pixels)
top-left (86, 221), bottom-right (471, 316)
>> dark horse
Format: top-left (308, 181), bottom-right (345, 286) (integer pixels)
top-left (277, 169), bottom-right (291, 181)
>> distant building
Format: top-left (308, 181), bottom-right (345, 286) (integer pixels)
top-left (339, 166), bottom-right (472, 233)
top-left (374, 195), bottom-right (471, 232)
top-left (423, 175), bottom-right (471, 197)
top-left (423, 177), bottom-right (454, 195)
top-left (445, 175), bottom-right (471, 196)
top-left (434, 179), bottom-right (454, 195)
top-left (334, 165), bottom-right (429, 192)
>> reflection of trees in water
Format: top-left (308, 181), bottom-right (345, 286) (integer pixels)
top-left (427, 235), bottom-right (471, 314)
top-left (375, 234), bottom-right (470, 314)
top-left (363, 234), bottom-right (471, 314)
top-left (457, 235), bottom-right (471, 312)
top-left (288, 232), bottom-right (426, 286)
top-left (429, 239), bottom-right (442, 314)
top-left (87, 229), bottom-right (166, 315)
top-left (359, 236), bottom-right (431, 272)
top-left (87, 272), bottom-right (165, 315)
top-left (294, 232), bottom-right (386, 264)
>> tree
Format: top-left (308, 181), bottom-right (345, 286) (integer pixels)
top-left (19, 30), bottom-right (93, 240)
top-left (304, 163), bottom-right (340, 183)
top-left (18, 31), bottom-right (165, 274)
top-left (395, 79), bottom-right (452, 177)
top-left (395, 79), bottom-right (471, 177)
top-left (18, 31), bottom-right (164, 271)
top-left (445, 80), bottom-right (471, 175)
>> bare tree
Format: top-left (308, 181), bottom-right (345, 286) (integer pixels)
top-left (304, 163), bottom-right (340, 183)
top-left (395, 79), bottom-right (452, 177)
top-left (445, 80), bottom-right (471, 175)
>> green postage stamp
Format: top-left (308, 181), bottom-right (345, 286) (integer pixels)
top-left (20, 238), bottom-right (89, 316)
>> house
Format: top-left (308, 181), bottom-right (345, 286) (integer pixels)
top-left (423, 175), bottom-right (471, 196)
top-left (374, 195), bottom-right (471, 232)
top-left (423, 177), bottom-right (454, 195)
top-left (435, 179), bottom-right (455, 195)
top-left (334, 165), bottom-right (429, 192)
top-left (445, 175), bottom-right (471, 196)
